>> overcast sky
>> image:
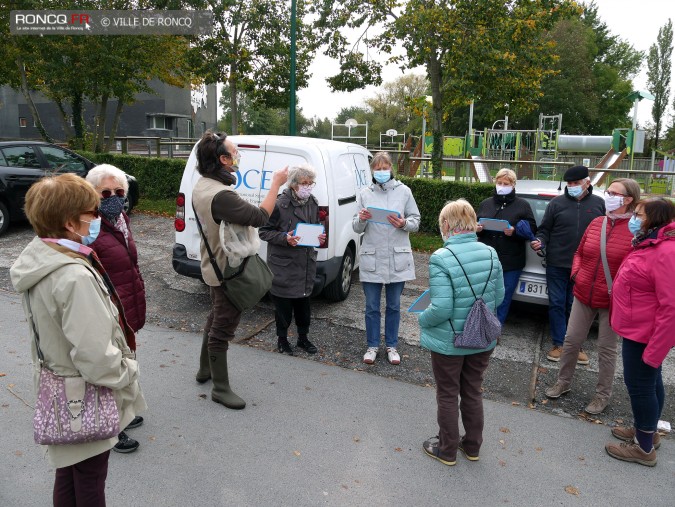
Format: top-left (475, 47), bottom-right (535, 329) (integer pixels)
top-left (296, 0), bottom-right (675, 130)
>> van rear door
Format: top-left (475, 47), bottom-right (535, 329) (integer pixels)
top-left (233, 139), bottom-right (268, 205)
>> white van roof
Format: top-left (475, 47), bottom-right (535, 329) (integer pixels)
top-left (228, 135), bottom-right (369, 152)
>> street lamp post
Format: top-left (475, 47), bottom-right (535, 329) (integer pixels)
top-left (289, 0), bottom-right (297, 136)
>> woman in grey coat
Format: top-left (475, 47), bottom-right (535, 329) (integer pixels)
top-left (353, 152), bottom-right (421, 365)
top-left (259, 164), bottom-right (326, 355)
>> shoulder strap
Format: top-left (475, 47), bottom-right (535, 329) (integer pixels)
top-left (192, 202), bottom-right (224, 283)
top-left (445, 246), bottom-right (493, 298)
top-left (600, 216), bottom-right (612, 294)
top-left (24, 291), bottom-right (44, 364)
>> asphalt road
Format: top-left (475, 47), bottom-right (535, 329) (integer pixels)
top-left (0, 213), bottom-right (672, 433)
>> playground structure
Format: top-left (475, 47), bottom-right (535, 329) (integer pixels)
top-left (393, 112), bottom-right (675, 195)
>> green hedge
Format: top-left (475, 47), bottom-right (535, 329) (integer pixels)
top-left (399, 176), bottom-right (494, 233)
top-left (76, 153), bottom-right (493, 231)
top-left (79, 151), bottom-right (186, 200)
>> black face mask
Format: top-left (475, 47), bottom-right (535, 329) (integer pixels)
top-left (100, 196), bottom-right (125, 222)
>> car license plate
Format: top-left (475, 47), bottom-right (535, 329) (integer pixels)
top-left (518, 281), bottom-right (548, 298)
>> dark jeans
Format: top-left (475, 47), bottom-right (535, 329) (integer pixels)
top-left (273, 295), bottom-right (311, 339)
top-left (546, 265), bottom-right (573, 346)
top-left (53, 450), bottom-right (110, 507)
top-left (497, 269), bottom-right (522, 325)
top-left (622, 338), bottom-right (665, 432)
top-left (205, 286), bottom-right (242, 353)
top-left (431, 349), bottom-right (493, 460)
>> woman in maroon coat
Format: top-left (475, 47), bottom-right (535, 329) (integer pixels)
top-left (86, 164), bottom-right (146, 453)
top-left (545, 178), bottom-right (640, 415)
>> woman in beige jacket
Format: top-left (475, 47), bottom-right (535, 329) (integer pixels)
top-left (10, 173), bottom-right (146, 506)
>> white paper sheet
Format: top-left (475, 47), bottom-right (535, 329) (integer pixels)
top-left (407, 290), bottom-right (431, 313)
top-left (293, 223), bottom-right (324, 247)
top-left (479, 218), bottom-right (511, 232)
top-left (366, 206), bottom-right (400, 225)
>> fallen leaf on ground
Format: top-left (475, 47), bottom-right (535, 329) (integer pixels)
top-left (293, 450), bottom-right (301, 457)
top-left (198, 394), bottom-right (207, 399)
top-left (541, 399), bottom-right (548, 405)
top-left (535, 447), bottom-right (543, 452)
top-left (578, 456), bottom-right (585, 461)
top-left (0, 373), bottom-right (6, 377)
top-left (565, 486), bottom-right (580, 496)
top-left (341, 485), bottom-right (348, 490)
top-left (148, 436), bottom-right (156, 441)
top-left (14, 450), bottom-right (23, 456)
top-left (353, 436), bottom-right (360, 443)
top-left (528, 403), bottom-right (536, 409)
top-left (500, 427), bottom-right (510, 433)
top-left (511, 401), bottom-right (520, 406)
top-left (537, 367), bottom-right (548, 374)
top-left (498, 460), bottom-right (506, 467)
top-left (394, 447), bottom-right (402, 452)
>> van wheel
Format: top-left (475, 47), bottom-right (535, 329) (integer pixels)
top-left (0, 201), bottom-right (9, 236)
top-left (323, 247), bottom-right (354, 302)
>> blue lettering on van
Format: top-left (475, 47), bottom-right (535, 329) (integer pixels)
top-left (260, 170), bottom-right (272, 190)
top-left (355, 168), bottom-right (368, 188)
top-left (231, 169), bottom-right (273, 190)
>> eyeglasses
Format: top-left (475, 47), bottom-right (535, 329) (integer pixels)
top-left (298, 182), bottom-right (316, 188)
top-left (82, 208), bottom-right (100, 218)
top-left (100, 188), bottom-right (125, 198)
top-left (604, 190), bottom-right (627, 197)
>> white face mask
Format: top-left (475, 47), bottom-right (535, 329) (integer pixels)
top-left (604, 194), bottom-right (624, 212)
top-left (496, 185), bottom-right (513, 195)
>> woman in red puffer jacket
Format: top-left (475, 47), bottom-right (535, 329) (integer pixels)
top-left (545, 178), bottom-right (640, 416)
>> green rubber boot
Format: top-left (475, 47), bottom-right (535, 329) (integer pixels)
top-left (209, 351), bottom-right (246, 410)
top-left (195, 331), bottom-right (211, 383)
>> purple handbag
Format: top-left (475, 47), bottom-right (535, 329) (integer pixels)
top-left (27, 293), bottom-right (120, 445)
top-left (33, 367), bottom-right (120, 445)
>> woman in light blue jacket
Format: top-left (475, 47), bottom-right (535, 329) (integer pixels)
top-left (419, 199), bottom-right (504, 466)
top-left (353, 152), bottom-right (420, 366)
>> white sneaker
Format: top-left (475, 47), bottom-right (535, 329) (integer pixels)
top-left (386, 347), bottom-right (401, 365)
top-left (363, 347), bottom-right (378, 364)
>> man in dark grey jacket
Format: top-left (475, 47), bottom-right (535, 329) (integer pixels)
top-left (530, 165), bottom-right (605, 363)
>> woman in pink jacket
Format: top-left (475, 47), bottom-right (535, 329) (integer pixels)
top-left (545, 179), bottom-right (640, 415)
top-left (605, 197), bottom-right (675, 467)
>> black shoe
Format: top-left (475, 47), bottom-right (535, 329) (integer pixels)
top-left (113, 431), bottom-right (139, 454)
top-left (278, 339), bottom-right (294, 355)
top-left (296, 336), bottom-right (317, 354)
top-left (125, 416), bottom-right (144, 430)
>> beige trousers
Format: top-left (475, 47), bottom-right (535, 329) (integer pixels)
top-left (556, 297), bottom-right (619, 400)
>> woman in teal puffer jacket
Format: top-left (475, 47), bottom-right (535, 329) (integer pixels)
top-left (419, 199), bottom-right (504, 466)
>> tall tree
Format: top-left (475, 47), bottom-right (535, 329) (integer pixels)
top-left (190, 0), bottom-right (317, 134)
top-left (647, 19), bottom-right (673, 150)
top-left (364, 74), bottom-right (429, 138)
top-left (314, 0), bottom-right (580, 177)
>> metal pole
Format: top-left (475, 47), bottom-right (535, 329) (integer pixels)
top-left (289, 0), bottom-right (297, 136)
top-left (468, 100), bottom-right (474, 140)
top-left (631, 98), bottom-right (639, 130)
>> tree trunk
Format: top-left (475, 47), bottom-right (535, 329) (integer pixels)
top-left (72, 94), bottom-right (85, 150)
top-left (15, 56), bottom-right (53, 143)
top-left (54, 99), bottom-right (74, 140)
top-left (106, 98), bottom-right (125, 152)
top-left (229, 66), bottom-right (239, 134)
top-left (95, 93), bottom-right (109, 152)
top-left (427, 53), bottom-right (444, 178)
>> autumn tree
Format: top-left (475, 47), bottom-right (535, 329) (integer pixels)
top-left (314, 0), bottom-right (580, 177)
top-left (190, 0), bottom-right (317, 134)
top-left (647, 19), bottom-right (673, 150)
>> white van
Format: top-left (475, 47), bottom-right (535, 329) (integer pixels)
top-left (172, 135), bottom-right (372, 301)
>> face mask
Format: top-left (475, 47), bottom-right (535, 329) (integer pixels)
top-left (567, 185), bottom-right (583, 198)
top-left (99, 196), bottom-right (125, 221)
top-left (75, 218), bottom-right (101, 246)
top-left (373, 170), bottom-right (391, 184)
top-left (628, 216), bottom-right (642, 236)
top-left (496, 185), bottom-right (513, 195)
top-left (603, 194), bottom-right (624, 213)
top-left (295, 185), bottom-right (313, 200)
